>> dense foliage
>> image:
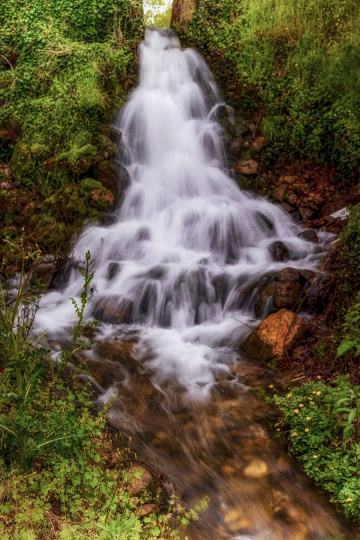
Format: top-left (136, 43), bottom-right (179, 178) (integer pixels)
top-left (0, 0), bottom-right (143, 267)
top-left (187, 0), bottom-right (360, 177)
top-left (272, 378), bottom-right (360, 521)
top-left (0, 251), bottom-right (202, 538)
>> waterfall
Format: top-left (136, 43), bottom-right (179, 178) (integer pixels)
top-left (37, 28), bottom-right (325, 399)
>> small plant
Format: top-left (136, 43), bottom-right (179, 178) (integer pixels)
top-left (270, 377), bottom-right (360, 520)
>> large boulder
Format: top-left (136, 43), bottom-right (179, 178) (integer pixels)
top-left (241, 309), bottom-right (308, 361)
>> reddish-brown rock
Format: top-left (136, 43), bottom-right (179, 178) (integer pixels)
top-left (235, 160), bottom-right (259, 176)
top-left (241, 309), bottom-right (308, 361)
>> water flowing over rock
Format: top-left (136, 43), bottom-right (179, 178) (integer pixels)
top-left (37, 28), bottom-right (326, 398)
top-left (34, 28), bottom-right (348, 539)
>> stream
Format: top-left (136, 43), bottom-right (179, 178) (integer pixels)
top-left (36, 28), bottom-right (351, 539)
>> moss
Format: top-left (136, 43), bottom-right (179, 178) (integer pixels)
top-left (0, 0), bottom-right (144, 265)
top-left (187, 0), bottom-right (360, 179)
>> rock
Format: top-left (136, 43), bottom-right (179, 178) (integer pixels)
top-left (298, 230), bottom-right (318, 243)
top-left (243, 459), bottom-right (269, 479)
top-left (273, 185), bottom-right (288, 203)
top-left (127, 465), bottom-right (152, 497)
top-left (95, 160), bottom-right (129, 198)
top-left (229, 139), bottom-right (243, 158)
top-left (92, 295), bottom-right (133, 324)
top-left (252, 136), bottom-right (266, 152)
top-left (288, 193), bottom-right (297, 206)
top-left (298, 206), bottom-right (314, 221)
top-left (135, 503), bottom-right (158, 517)
top-left (107, 262), bottom-right (120, 280)
top-left (171, 0), bottom-right (197, 32)
top-left (268, 241), bottom-right (290, 262)
top-left (299, 269), bottom-right (316, 285)
top-left (222, 464), bottom-right (236, 476)
top-left (29, 261), bottom-right (56, 289)
top-left (95, 339), bottom-right (134, 365)
top-left (235, 160), bottom-right (259, 176)
top-left (276, 268), bottom-right (301, 283)
top-left (255, 282), bottom-right (303, 316)
top-left (242, 309), bottom-right (308, 361)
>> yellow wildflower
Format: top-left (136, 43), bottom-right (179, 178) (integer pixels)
top-left (305, 428), bottom-right (309, 432)
top-left (306, 417), bottom-right (311, 421)
top-left (291, 432), bottom-right (297, 437)
top-left (316, 391), bottom-right (321, 396)
top-left (294, 409), bottom-right (299, 413)
top-left (269, 385), bottom-right (274, 388)
top-left (299, 404), bottom-right (304, 407)
top-left (313, 455), bottom-right (318, 459)
top-left (346, 498), bottom-right (353, 502)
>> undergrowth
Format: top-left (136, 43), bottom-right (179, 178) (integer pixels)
top-left (187, 0), bottom-right (360, 179)
top-left (271, 377), bottom-right (360, 521)
top-left (0, 0), bottom-right (143, 268)
top-left (0, 250), bottom-right (205, 538)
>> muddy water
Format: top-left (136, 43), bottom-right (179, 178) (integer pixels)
top-left (38, 27), bottom-right (354, 538)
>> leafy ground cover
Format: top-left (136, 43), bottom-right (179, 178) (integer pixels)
top-left (271, 377), bottom-right (360, 521)
top-left (0, 249), bottom-right (204, 538)
top-left (187, 0), bottom-right (360, 179)
top-left (0, 0), bottom-right (143, 270)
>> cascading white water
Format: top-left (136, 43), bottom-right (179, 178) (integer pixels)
top-left (37, 28), bottom-right (326, 399)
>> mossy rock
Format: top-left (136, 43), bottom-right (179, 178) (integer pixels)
top-left (10, 143), bottom-right (32, 176)
top-left (80, 177), bottom-right (103, 193)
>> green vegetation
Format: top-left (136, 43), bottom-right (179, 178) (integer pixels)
top-left (187, 0), bottom-right (360, 177)
top-left (0, 0), bottom-right (143, 268)
top-left (0, 250), bottom-right (204, 538)
top-left (271, 377), bottom-right (360, 521)
top-left (144, 0), bottom-right (172, 27)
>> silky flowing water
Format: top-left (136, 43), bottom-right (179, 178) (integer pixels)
top-left (37, 28), bottom-right (351, 539)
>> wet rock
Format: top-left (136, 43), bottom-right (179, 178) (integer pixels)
top-left (255, 281), bottom-right (303, 316)
top-left (50, 260), bottom-right (77, 290)
top-left (221, 464), bottom-right (236, 476)
top-left (255, 212), bottom-right (275, 234)
top-left (136, 227), bottom-right (151, 241)
top-left (107, 262), bottom-right (120, 280)
top-left (243, 459), bottom-right (269, 479)
top-left (268, 241), bottom-right (290, 262)
top-left (297, 229), bottom-right (318, 243)
top-left (230, 363), bottom-right (265, 384)
top-left (299, 269), bottom-right (316, 285)
top-left (92, 295), bottom-right (133, 324)
top-left (276, 268), bottom-right (301, 283)
top-left (229, 139), bottom-right (243, 158)
top-left (242, 309), bottom-right (308, 361)
top-left (235, 160), bottom-right (259, 176)
top-left (95, 339), bottom-right (135, 365)
top-left (29, 261), bottom-right (56, 289)
top-left (127, 465), bottom-right (152, 497)
top-left (298, 206), bottom-right (314, 221)
top-left (305, 275), bottom-right (332, 314)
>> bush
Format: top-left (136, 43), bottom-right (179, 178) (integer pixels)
top-left (272, 377), bottom-right (360, 520)
top-left (187, 0), bottom-right (360, 177)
